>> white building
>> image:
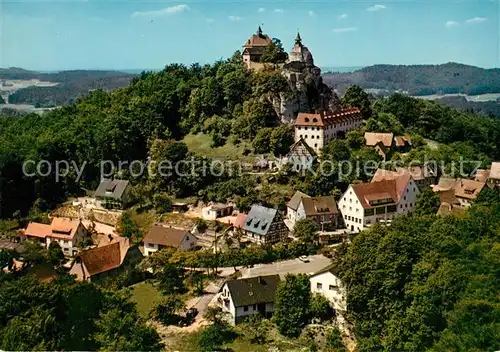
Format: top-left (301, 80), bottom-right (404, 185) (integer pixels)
top-left (143, 224), bottom-right (197, 256)
top-left (24, 218), bottom-right (87, 256)
top-left (220, 275), bottom-right (280, 325)
top-left (286, 190), bottom-right (311, 224)
top-left (338, 169), bottom-right (420, 232)
top-left (286, 190), bottom-right (341, 231)
top-left (310, 264), bottom-right (347, 312)
top-left (294, 108), bottom-right (364, 153)
top-left (202, 204), bottom-right (233, 221)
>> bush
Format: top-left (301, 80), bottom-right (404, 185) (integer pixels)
top-left (309, 293), bottom-right (334, 322)
top-left (198, 321), bottom-right (236, 352)
top-left (325, 327), bottom-right (345, 352)
top-left (153, 193), bottom-right (172, 213)
top-left (150, 295), bottom-right (185, 326)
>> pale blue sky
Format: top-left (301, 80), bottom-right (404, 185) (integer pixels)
top-left (1, 0), bottom-right (498, 71)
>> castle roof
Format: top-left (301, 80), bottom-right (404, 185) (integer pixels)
top-left (294, 108), bottom-right (362, 127)
top-left (243, 26), bottom-right (273, 48)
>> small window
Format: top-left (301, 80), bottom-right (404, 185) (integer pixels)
top-left (244, 306), bottom-right (248, 312)
top-left (186, 236), bottom-right (189, 241)
top-left (253, 304), bottom-right (256, 310)
top-left (314, 143), bottom-right (318, 147)
top-left (316, 283), bottom-right (322, 289)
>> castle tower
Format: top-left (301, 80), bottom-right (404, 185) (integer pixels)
top-left (295, 32), bottom-right (302, 45)
top-left (286, 32), bottom-right (314, 68)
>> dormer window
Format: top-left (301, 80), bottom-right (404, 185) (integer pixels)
top-left (312, 118), bottom-right (318, 122)
top-left (305, 118), bottom-right (310, 123)
top-left (464, 188), bottom-right (475, 195)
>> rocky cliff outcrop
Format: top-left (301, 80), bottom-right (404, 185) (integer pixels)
top-left (269, 33), bottom-right (341, 123)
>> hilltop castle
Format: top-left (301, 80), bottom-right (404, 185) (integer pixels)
top-left (241, 27), bottom-right (344, 126)
top-left (242, 26), bottom-right (273, 70)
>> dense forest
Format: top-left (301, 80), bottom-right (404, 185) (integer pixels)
top-left (337, 189), bottom-right (500, 351)
top-left (0, 54), bottom-right (290, 218)
top-left (0, 274), bottom-right (163, 350)
top-left (324, 62), bottom-right (500, 96)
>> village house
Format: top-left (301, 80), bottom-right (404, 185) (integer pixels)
top-left (339, 169), bottom-right (420, 232)
top-left (488, 162), bottom-right (500, 187)
top-left (202, 203), bottom-right (233, 221)
top-left (242, 205), bottom-right (289, 244)
top-left (220, 275), bottom-right (281, 325)
top-left (143, 224), bottom-right (197, 256)
top-left (364, 132), bottom-right (412, 160)
top-left (24, 217), bottom-right (87, 256)
top-left (310, 263), bottom-right (347, 312)
top-left (286, 138), bottom-right (316, 171)
top-left (294, 108), bottom-right (364, 153)
top-left (432, 178), bottom-right (486, 212)
top-left (287, 191), bottom-right (341, 231)
top-left (94, 178), bottom-right (132, 209)
top-left (242, 26), bottom-right (273, 70)
top-left (475, 162), bottom-right (500, 188)
top-left (397, 165), bottom-right (436, 189)
top-left (69, 237), bottom-right (142, 282)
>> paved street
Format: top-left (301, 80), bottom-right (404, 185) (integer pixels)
top-left (241, 254), bottom-right (333, 279)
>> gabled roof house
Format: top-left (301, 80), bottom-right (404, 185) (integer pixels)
top-left (220, 275), bottom-right (281, 325)
top-left (242, 205), bottom-right (289, 244)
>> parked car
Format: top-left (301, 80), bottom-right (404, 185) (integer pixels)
top-left (299, 255), bottom-right (309, 262)
top-left (186, 307), bottom-right (198, 321)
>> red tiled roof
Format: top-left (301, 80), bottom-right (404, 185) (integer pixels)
top-left (371, 168), bottom-right (412, 200)
top-left (294, 108), bottom-right (362, 127)
top-left (301, 196), bottom-right (339, 216)
top-left (233, 213), bottom-right (248, 229)
top-left (351, 180), bottom-right (399, 210)
top-left (25, 218), bottom-right (82, 240)
top-left (243, 34), bottom-right (273, 47)
top-left (396, 166), bottom-right (434, 181)
top-left (25, 222), bottom-right (52, 238)
top-left (454, 179), bottom-right (486, 200)
top-left (433, 178), bottom-right (486, 200)
top-left (394, 135), bottom-right (412, 147)
top-left (474, 169), bottom-right (490, 183)
top-left (50, 218), bottom-right (81, 240)
top-left (78, 242), bottom-right (122, 276)
top-left (364, 132), bottom-right (394, 147)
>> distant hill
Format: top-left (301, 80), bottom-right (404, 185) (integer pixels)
top-left (1, 68), bottom-right (136, 107)
top-left (435, 95), bottom-right (500, 118)
top-left (323, 62), bottom-right (500, 96)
